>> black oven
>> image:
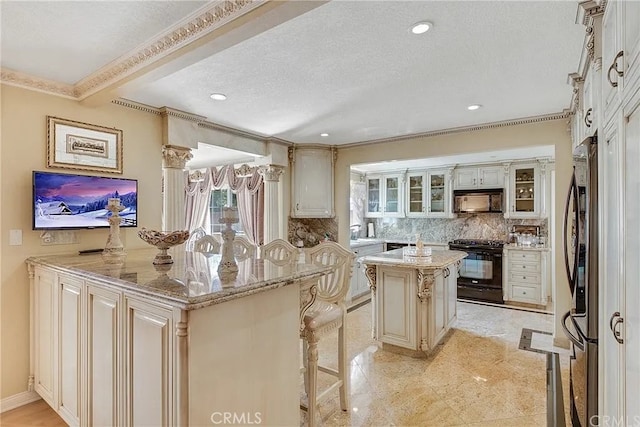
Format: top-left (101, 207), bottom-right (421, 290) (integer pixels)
top-left (448, 239), bottom-right (504, 304)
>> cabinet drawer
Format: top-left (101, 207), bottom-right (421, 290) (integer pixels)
top-left (508, 261), bottom-right (540, 273)
top-left (508, 251), bottom-right (540, 263)
top-left (509, 271), bottom-right (541, 284)
top-left (354, 244), bottom-right (384, 257)
top-left (511, 284), bottom-right (540, 303)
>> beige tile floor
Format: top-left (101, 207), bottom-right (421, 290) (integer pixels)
top-left (302, 300), bottom-right (571, 426)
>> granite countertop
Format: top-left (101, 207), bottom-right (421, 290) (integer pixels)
top-left (503, 244), bottom-right (550, 252)
top-left (361, 248), bottom-right (467, 269)
top-left (26, 248), bottom-right (331, 311)
top-left (349, 239), bottom-right (449, 249)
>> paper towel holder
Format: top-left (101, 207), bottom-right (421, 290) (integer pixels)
top-left (367, 222), bottom-right (375, 238)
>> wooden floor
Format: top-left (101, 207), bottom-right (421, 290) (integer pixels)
top-left (0, 400), bottom-right (66, 426)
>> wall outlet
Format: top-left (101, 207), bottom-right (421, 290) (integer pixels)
top-left (9, 229), bottom-right (22, 246)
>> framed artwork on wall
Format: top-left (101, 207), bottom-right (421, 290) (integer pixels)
top-left (47, 116), bottom-right (123, 174)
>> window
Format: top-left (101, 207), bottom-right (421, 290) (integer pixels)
top-left (209, 188), bottom-right (244, 234)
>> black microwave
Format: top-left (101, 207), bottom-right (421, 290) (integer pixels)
top-left (453, 189), bottom-right (504, 213)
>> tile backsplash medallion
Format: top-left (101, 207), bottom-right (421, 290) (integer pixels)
top-left (368, 214), bottom-right (547, 243)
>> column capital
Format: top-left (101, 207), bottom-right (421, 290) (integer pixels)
top-left (162, 145), bottom-right (192, 169)
top-left (258, 164), bottom-right (285, 182)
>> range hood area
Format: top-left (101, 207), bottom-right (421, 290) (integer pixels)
top-left (453, 188), bottom-right (504, 214)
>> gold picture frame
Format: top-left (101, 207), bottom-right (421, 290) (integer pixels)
top-left (47, 116), bottom-right (123, 174)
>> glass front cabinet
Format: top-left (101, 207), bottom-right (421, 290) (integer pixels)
top-left (365, 174), bottom-right (404, 217)
top-left (405, 169), bottom-right (450, 218)
top-left (507, 162), bottom-right (542, 218)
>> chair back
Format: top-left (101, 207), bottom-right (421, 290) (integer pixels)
top-left (194, 235), bottom-right (221, 255)
top-left (185, 227), bottom-right (207, 251)
top-left (304, 242), bottom-right (356, 304)
top-left (234, 235), bottom-right (257, 261)
top-left (261, 239), bottom-right (299, 265)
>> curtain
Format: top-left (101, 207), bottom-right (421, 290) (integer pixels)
top-left (185, 165), bottom-right (264, 245)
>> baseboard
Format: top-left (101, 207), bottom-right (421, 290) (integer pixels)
top-left (1, 390), bottom-right (41, 413)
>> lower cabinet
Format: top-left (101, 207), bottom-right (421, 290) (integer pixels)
top-left (445, 262), bottom-right (459, 327)
top-left (503, 249), bottom-right (548, 305)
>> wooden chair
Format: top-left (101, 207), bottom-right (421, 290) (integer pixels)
top-left (193, 235), bottom-right (221, 255)
top-left (260, 239), bottom-right (299, 265)
top-left (300, 242), bottom-right (356, 427)
top-left (233, 235), bottom-right (257, 261)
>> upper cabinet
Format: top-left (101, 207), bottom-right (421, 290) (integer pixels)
top-left (453, 166), bottom-right (504, 190)
top-left (365, 173), bottom-right (404, 218)
top-left (290, 146), bottom-right (335, 218)
top-left (602, 0), bottom-right (640, 123)
top-left (505, 161), bottom-right (549, 219)
top-left (405, 169), bottom-right (451, 218)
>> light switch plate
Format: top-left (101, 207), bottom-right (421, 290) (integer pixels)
top-left (9, 229), bottom-right (22, 246)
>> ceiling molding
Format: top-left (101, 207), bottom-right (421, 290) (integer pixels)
top-left (0, 67), bottom-right (77, 98)
top-left (111, 98), bottom-right (162, 115)
top-left (197, 120), bottom-right (268, 143)
top-left (74, 0), bottom-right (267, 99)
top-left (339, 112), bottom-right (570, 149)
top-left (159, 106), bottom-right (207, 122)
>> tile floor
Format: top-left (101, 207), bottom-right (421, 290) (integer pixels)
top-left (302, 300), bottom-right (571, 426)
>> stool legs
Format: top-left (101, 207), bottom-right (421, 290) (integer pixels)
top-left (306, 336), bottom-right (319, 427)
top-left (338, 315), bottom-right (349, 411)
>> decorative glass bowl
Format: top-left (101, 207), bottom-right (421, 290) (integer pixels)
top-left (138, 228), bottom-right (190, 264)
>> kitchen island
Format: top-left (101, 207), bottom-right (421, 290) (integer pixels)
top-left (362, 248), bottom-right (467, 357)
top-left (27, 248), bottom-right (330, 427)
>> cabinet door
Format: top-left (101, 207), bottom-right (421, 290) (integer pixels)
top-left (622, 0), bottom-right (640, 95)
top-left (427, 171), bottom-right (447, 217)
top-left (510, 164), bottom-right (539, 218)
top-left (478, 166), bottom-right (503, 188)
top-left (125, 298), bottom-right (174, 427)
top-left (377, 267), bottom-right (416, 349)
top-left (383, 175), bottom-right (403, 216)
top-left (454, 168), bottom-right (478, 189)
top-left (58, 275), bottom-right (83, 426)
top-left (445, 266), bottom-right (457, 326)
top-left (602, 0), bottom-right (622, 121)
top-left (406, 172), bottom-right (425, 217)
top-left (87, 284), bottom-right (121, 427)
top-left (33, 267), bottom-right (57, 408)
top-left (582, 66), bottom-right (598, 137)
top-left (365, 176), bottom-right (382, 217)
top-left (292, 148), bottom-right (333, 217)
top-left (432, 274), bottom-right (446, 343)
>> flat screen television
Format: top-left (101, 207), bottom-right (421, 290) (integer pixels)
top-left (33, 170), bottom-right (138, 230)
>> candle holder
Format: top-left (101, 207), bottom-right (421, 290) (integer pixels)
top-left (217, 207), bottom-right (239, 282)
top-left (103, 198), bottom-right (126, 264)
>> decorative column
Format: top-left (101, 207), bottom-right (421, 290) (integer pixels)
top-left (259, 164), bottom-right (285, 243)
top-left (162, 145), bottom-right (192, 231)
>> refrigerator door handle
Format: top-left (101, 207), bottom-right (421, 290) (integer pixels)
top-left (561, 311), bottom-right (584, 351)
top-left (609, 311), bottom-right (624, 344)
top-left (563, 171), bottom-right (579, 295)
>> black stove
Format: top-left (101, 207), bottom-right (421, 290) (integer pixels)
top-left (448, 239), bottom-right (505, 304)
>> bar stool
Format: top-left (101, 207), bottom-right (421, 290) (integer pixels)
top-left (300, 242), bottom-right (355, 426)
top-left (261, 238), bottom-right (299, 265)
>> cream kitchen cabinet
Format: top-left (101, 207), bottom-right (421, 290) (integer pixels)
top-left (349, 242), bottom-right (384, 304)
top-left (505, 162), bottom-right (544, 219)
top-left (453, 166), bottom-right (504, 190)
top-left (290, 146), bottom-right (335, 218)
top-left (365, 173), bottom-right (404, 217)
top-left (406, 169), bottom-right (451, 218)
top-left (503, 248), bottom-right (548, 306)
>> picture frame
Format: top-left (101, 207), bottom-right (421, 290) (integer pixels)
top-left (47, 116), bottom-right (123, 174)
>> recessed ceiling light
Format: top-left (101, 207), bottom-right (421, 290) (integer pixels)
top-left (410, 21), bottom-right (433, 35)
top-left (210, 93), bottom-right (227, 101)
top-left (320, 133), bottom-right (329, 137)
top-left (467, 104), bottom-right (482, 111)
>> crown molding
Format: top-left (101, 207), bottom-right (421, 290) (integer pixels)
top-left (339, 112), bottom-right (570, 149)
top-left (111, 98), bottom-right (162, 115)
top-left (0, 68), bottom-right (77, 98)
top-left (197, 120), bottom-right (268, 143)
top-left (159, 106), bottom-right (207, 122)
top-left (75, 0), bottom-right (266, 99)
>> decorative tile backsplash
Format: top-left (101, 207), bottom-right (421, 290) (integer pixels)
top-left (288, 217), bottom-right (339, 248)
top-left (368, 214), bottom-right (547, 243)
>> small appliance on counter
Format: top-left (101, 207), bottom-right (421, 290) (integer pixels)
top-left (509, 225), bottom-right (543, 247)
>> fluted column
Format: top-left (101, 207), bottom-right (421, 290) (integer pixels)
top-left (162, 145), bottom-right (192, 231)
top-left (259, 165), bottom-right (285, 243)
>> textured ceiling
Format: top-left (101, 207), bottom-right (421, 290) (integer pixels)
top-left (1, 0), bottom-right (586, 147)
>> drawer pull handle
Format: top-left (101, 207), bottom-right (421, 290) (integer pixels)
top-left (522, 276), bottom-right (526, 279)
top-left (607, 51), bottom-right (624, 88)
top-left (523, 291), bottom-right (527, 295)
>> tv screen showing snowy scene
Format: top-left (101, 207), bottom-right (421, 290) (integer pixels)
top-left (33, 171), bottom-right (137, 230)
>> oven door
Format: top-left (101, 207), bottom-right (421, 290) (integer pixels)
top-left (457, 250), bottom-right (499, 287)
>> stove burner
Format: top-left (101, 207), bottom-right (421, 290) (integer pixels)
top-left (450, 239), bottom-right (505, 248)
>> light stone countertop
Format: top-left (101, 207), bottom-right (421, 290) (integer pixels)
top-left (361, 248), bottom-right (467, 269)
top-left (349, 239), bottom-right (448, 250)
top-left (503, 244), bottom-right (550, 252)
top-left (26, 248), bottom-right (331, 311)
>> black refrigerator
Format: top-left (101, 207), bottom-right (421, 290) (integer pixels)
top-left (562, 135), bottom-right (598, 426)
